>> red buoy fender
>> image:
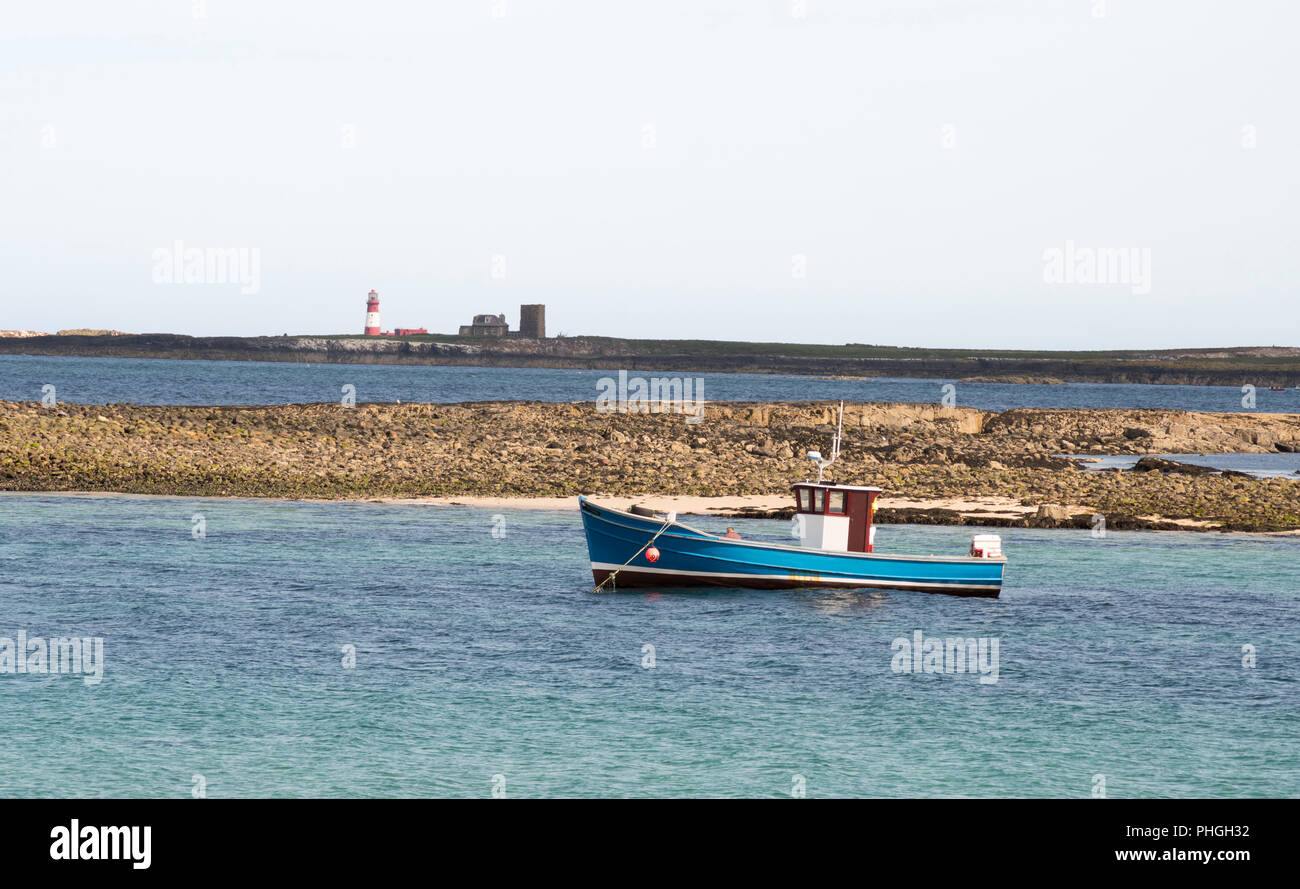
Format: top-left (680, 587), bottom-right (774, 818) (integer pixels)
top-left (645, 546), bottom-right (660, 563)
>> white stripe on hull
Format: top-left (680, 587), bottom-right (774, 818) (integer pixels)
top-left (590, 561), bottom-right (1001, 592)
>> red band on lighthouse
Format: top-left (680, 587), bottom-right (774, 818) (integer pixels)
top-left (364, 289), bottom-right (381, 336)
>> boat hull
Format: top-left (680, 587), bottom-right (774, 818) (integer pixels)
top-left (580, 497), bottom-right (1005, 597)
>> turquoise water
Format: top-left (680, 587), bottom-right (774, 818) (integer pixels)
top-left (1, 493), bottom-right (1296, 798)
top-left (2, 352), bottom-right (1292, 412)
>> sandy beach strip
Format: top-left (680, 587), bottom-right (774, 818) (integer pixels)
top-left (373, 492), bottom-right (1039, 518)
top-left (10, 489), bottom-right (1300, 534)
top-left (6, 489), bottom-right (1021, 515)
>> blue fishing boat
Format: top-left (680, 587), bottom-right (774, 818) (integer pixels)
top-left (580, 403), bottom-right (1007, 597)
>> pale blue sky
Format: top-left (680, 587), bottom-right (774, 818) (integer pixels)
top-left (2, 1), bottom-right (1296, 347)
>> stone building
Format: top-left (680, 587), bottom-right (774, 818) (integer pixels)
top-left (457, 305), bottom-right (547, 338)
top-left (518, 304), bottom-right (545, 339)
top-left (458, 314), bottom-right (509, 337)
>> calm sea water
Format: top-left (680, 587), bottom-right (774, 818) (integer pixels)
top-left (1071, 453), bottom-right (1300, 478)
top-left (1, 493), bottom-right (1296, 798)
top-left (2, 353), bottom-right (1293, 413)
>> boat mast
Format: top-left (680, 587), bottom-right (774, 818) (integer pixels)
top-left (814, 401), bottom-right (844, 484)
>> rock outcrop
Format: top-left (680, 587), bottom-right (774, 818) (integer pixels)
top-left (2, 399), bottom-right (1298, 530)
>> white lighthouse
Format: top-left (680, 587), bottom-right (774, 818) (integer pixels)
top-left (364, 289), bottom-right (381, 336)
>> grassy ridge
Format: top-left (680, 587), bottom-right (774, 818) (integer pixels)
top-left (1, 333), bottom-right (1297, 385)
top-left (321, 333), bottom-right (1298, 361)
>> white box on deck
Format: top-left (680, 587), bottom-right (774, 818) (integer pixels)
top-left (799, 513), bottom-right (850, 552)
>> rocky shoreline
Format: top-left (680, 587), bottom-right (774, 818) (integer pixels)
top-left (2, 399), bottom-right (1299, 531)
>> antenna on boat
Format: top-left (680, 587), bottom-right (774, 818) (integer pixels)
top-left (808, 401), bottom-right (844, 484)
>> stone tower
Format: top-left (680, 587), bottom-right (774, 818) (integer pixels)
top-left (518, 304), bottom-right (545, 339)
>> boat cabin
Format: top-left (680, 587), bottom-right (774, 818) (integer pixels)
top-left (791, 483), bottom-right (883, 553)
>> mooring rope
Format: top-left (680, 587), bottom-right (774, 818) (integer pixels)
top-left (590, 517), bottom-right (674, 594)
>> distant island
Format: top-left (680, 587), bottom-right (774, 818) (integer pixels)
top-left (1, 331), bottom-right (1297, 386)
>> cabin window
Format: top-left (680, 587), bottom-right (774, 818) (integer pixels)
top-left (797, 488), bottom-right (811, 512)
top-left (827, 490), bottom-right (845, 514)
top-left (814, 489), bottom-right (825, 512)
